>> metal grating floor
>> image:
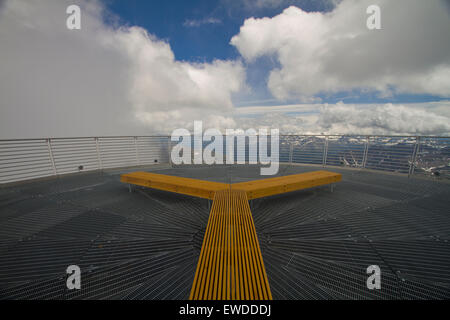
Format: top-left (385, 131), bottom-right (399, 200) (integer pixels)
top-left (0, 164), bottom-right (449, 299)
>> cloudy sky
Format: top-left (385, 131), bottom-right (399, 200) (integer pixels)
top-left (0, 0), bottom-right (449, 138)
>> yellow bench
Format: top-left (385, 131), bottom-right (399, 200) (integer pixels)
top-left (120, 170), bottom-right (342, 300)
top-left (120, 170), bottom-right (342, 201)
top-left (189, 189), bottom-right (272, 300)
top-left (232, 170), bottom-right (342, 200)
top-left (120, 171), bottom-right (229, 200)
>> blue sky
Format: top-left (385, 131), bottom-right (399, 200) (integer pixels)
top-left (106, 0), bottom-right (332, 62)
top-left (105, 0), bottom-right (343, 106)
top-left (1, 0), bottom-right (449, 138)
top-left (105, 0), bottom-right (447, 106)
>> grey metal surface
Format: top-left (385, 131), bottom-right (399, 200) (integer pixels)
top-left (252, 165), bottom-right (450, 299)
top-left (0, 164), bottom-right (449, 299)
top-left (0, 165), bottom-right (208, 300)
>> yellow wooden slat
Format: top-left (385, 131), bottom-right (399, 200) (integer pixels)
top-left (189, 192), bottom-right (217, 299)
top-left (241, 190), bottom-right (272, 299)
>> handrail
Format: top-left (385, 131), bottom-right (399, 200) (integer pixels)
top-left (2, 134), bottom-right (450, 142)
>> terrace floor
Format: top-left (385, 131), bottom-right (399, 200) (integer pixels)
top-left (1, 164), bottom-right (450, 299)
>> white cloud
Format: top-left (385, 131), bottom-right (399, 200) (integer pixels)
top-left (0, 0), bottom-right (244, 138)
top-left (183, 17), bottom-right (222, 27)
top-left (221, 0), bottom-right (337, 12)
top-left (110, 26), bottom-right (244, 131)
top-left (0, 0), bottom-right (449, 138)
top-left (246, 0), bottom-right (286, 9)
top-left (316, 102), bottom-right (450, 135)
top-left (234, 101), bottom-right (450, 135)
top-left (231, 0), bottom-right (450, 101)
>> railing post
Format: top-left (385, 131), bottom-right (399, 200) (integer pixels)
top-left (134, 136), bottom-right (140, 166)
top-left (95, 137), bottom-right (103, 171)
top-left (289, 143), bottom-right (294, 165)
top-left (362, 136), bottom-right (369, 169)
top-left (409, 136), bottom-right (420, 177)
top-left (322, 137), bottom-right (328, 167)
top-left (168, 137), bottom-right (173, 167)
top-left (46, 138), bottom-right (57, 176)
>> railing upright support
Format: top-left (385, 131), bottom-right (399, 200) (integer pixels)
top-left (289, 143), bottom-right (294, 165)
top-left (362, 136), bottom-right (370, 169)
top-left (95, 137), bottom-right (103, 171)
top-left (168, 137), bottom-right (173, 167)
top-left (322, 137), bottom-right (329, 167)
top-left (134, 136), bottom-right (140, 166)
top-left (46, 138), bottom-right (57, 176)
top-left (409, 136), bottom-right (421, 177)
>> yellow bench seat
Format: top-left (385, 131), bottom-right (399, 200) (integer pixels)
top-left (232, 170), bottom-right (342, 200)
top-left (120, 171), bottom-right (229, 200)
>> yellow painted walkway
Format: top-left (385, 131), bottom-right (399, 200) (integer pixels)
top-left (121, 170), bottom-right (342, 300)
top-left (189, 189), bottom-right (272, 300)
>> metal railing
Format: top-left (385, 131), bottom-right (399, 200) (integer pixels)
top-left (282, 135), bottom-right (449, 177)
top-left (1, 135), bottom-right (449, 184)
top-left (0, 136), bottom-right (170, 184)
